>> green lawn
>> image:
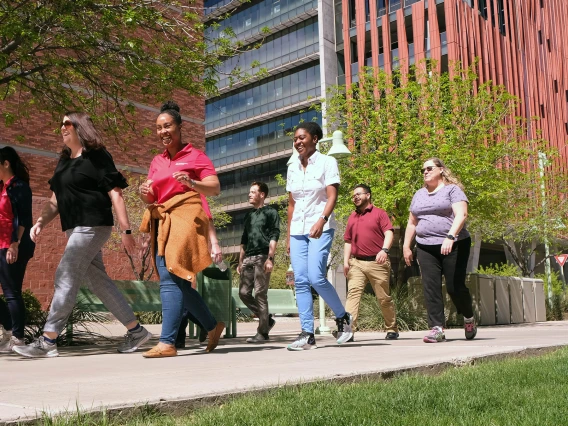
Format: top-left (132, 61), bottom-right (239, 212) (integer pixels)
top-left (39, 347), bottom-right (568, 426)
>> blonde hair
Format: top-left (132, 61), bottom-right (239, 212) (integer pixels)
top-left (424, 157), bottom-right (464, 190)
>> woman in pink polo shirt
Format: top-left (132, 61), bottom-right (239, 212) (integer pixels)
top-left (139, 101), bottom-right (225, 358)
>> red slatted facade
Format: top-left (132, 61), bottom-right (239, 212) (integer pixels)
top-left (341, 0), bottom-right (568, 171)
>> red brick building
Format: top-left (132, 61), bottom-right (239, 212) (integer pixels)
top-left (0, 94), bottom-right (204, 306)
top-left (340, 0), bottom-right (567, 170)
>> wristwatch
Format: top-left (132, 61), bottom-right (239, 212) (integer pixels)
top-left (320, 215), bottom-right (328, 222)
top-left (381, 247), bottom-right (390, 254)
top-left (446, 234), bottom-right (457, 241)
top-left (268, 256), bottom-right (274, 262)
top-left (122, 229), bottom-right (132, 235)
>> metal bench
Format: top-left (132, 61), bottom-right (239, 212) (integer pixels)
top-left (230, 287), bottom-right (298, 337)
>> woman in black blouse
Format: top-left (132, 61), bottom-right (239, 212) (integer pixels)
top-left (14, 113), bottom-right (151, 358)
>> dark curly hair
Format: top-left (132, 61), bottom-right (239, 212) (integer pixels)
top-left (295, 122), bottom-right (323, 142)
top-left (159, 100), bottom-right (182, 125)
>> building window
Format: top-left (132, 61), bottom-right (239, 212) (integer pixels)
top-left (349, 0), bottom-right (356, 28)
top-left (538, 30), bottom-right (542, 44)
top-left (377, 0), bottom-right (386, 17)
top-left (497, 0), bottom-right (505, 35)
top-left (540, 104), bottom-right (545, 118)
top-left (478, 0), bottom-right (487, 19)
top-left (565, 123), bottom-right (568, 135)
top-left (553, 80), bottom-right (558, 93)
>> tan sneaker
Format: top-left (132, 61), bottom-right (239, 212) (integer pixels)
top-left (206, 322), bottom-right (225, 353)
top-left (142, 344), bottom-right (177, 358)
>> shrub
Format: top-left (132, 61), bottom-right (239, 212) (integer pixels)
top-left (476, 263), bottom-right (520, 277)
top-left (356, 286), bottom-right (429, 332)
top-left (136, 311), bottom-right (162, 325)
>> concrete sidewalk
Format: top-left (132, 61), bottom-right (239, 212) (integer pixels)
top-left (1, 319), bottom-right (568, 424)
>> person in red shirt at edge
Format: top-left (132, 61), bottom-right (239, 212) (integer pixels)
top-left (343, 184), bottom-right (399, 342)
top-left (0, 147), bottom-right (35, 354)
top-left (138, 101), bottom-right (225, 358)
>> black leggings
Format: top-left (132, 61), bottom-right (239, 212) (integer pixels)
top-left (0, 249), bottom-right (30, 339)
top-left (416, 237), bottom-right (473, 328)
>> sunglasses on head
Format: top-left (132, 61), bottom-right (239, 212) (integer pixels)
top-left (61, 120), bottom-right (73, 128)
top-left (421, 166), bottom-right (438, 174)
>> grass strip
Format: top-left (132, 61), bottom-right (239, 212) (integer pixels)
top-left (37, 346), bottom-right (568, 426)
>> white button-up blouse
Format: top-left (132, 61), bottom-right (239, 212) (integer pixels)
top-left (286, 150), bottom-right (340, 236)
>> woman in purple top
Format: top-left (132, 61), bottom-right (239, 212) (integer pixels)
top-left (402, 157), bottom-right (477, 343)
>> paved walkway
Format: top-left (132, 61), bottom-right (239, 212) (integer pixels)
top-left (1, 319), bottom-right (568, 424)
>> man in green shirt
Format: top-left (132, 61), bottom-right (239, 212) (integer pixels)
top-left (237, 182), bottom-right (280, 343)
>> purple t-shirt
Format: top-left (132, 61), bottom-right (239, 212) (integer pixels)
top-left (410, 184), bottom-right (470, 245)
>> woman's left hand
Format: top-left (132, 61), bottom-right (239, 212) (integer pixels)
top-left (309, 220), bottom-right (324, 239)
top-left (441, 238), bottom-right (454, 256)
top-left (210, 241), bottom-right (223, 264)
top-left (172, 172), bottom-right (192, 187)
top-left (6, 245), bottom-right (18, 264)
top-left (121, 233), bottom-right (136, 256)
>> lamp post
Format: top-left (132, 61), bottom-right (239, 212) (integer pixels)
top-left (538, 152), bottom-right (553, 307)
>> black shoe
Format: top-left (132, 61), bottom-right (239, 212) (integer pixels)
top-left (385, 332), bottom-right (399, 340)
top-left (246, 333), bottom-right (269, 343)
top-left (268, 314), bottom-right (276, 332)
top-left (175, 340), bottom-right (186, 349)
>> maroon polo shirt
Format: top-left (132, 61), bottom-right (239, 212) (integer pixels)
top-left (344, 204), bottom-right (394, 257)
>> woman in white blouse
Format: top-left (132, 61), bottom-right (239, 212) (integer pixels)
top-left (286, 122), bottom-right (353, 351)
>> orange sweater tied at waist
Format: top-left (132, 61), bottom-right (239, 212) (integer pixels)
top-left (140, 191), bottom-right (211, 284)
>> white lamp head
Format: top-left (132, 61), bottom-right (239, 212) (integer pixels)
top-left (326, 130), bottom-right (351, 159)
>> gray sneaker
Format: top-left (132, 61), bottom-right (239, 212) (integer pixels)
top-left (335, 313), bottom-right (354, 344)
top-left (13, 336), bottom-right (59, 358)
top-left (246, 333), bottom-right (269, 343)
top-left (287, 331), bottom-right (317, 351)
top-left (0, 335), bottom-right (25, 353)
top-left (117, 326), bottom-right (152, 353)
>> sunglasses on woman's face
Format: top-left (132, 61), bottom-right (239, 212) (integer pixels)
top-left (421, 166), bottom-right (438, 174)
top-left (61, 120), bottom-right (73, 128)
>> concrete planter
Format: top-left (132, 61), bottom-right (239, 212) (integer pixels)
top-left (407, 274), bottom-right (547, 326)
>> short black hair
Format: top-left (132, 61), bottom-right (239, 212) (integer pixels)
top-left (295, 122), bottom-right (323, 141)
top-left (252, 181), bottom-right (269, 197)
top-left (354, 183), bottom-right (372, 197)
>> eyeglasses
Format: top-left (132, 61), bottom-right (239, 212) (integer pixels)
top-left (61, 120), bottom-right (73, 128)
top-left (351, 192), bottom-right (369, 199)
top-left (421, 166), bottom-right (438, 174)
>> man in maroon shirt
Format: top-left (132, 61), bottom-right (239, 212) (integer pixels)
top-left (343, 184), bottom-right (399, 340)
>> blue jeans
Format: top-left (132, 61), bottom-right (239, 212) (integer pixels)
top-left (290, 229), bottom-right (346, 334)
top-left (157, 255), bottom-right (217, 345)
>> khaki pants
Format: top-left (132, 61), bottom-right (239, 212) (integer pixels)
top-left (345, 258), bottom-right (397, 333)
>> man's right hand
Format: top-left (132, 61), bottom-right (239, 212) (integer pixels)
top-left (236, 264), bottom-right (242, 274)
top-left (343, 263), bottom-right (350, 277)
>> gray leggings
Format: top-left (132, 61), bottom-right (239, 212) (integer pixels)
top-left (43, 226), bottom-right (137, 335)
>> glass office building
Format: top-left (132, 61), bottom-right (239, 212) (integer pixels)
top-left (204, 0), bottom-right (337, 254)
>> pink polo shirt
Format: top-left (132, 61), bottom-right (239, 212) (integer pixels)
top-left (0, 177), bottom-right (15, 249)
top-left (148, 144), bottom-right (217, 217)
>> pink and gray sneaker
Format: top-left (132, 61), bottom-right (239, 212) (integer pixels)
top-left (423, 326), bottom-right (445, 343)
top-left (464, 318), bottom-right (477, 340)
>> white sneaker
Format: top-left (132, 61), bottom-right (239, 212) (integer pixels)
top-left (335, 313), bottom-right (354, 344)
top-left (287, 331), bottom-right (317, 351)
top-left (0, 335), bottom-right (25, 353)
top-left (13, 336), bottom-right (59, 358)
